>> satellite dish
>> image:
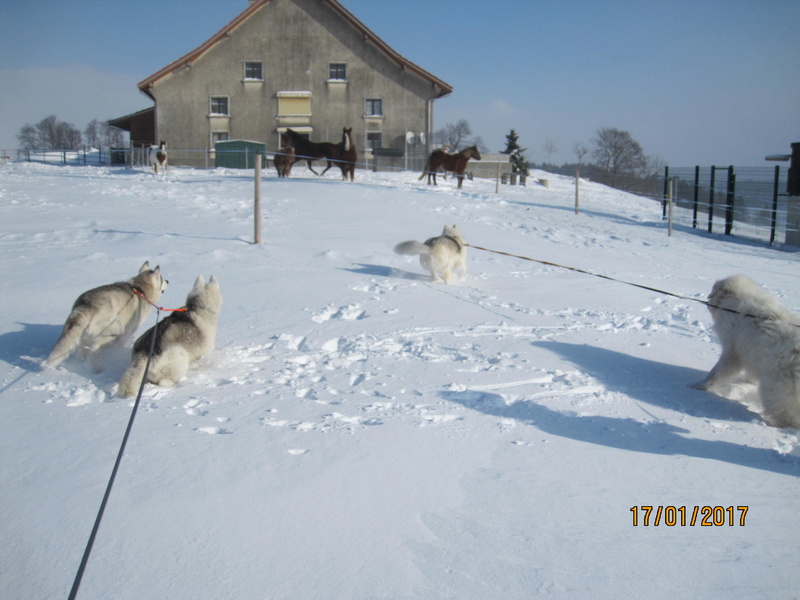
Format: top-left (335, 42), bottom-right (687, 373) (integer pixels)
top-left (406, 131), bottom-right (415, 144)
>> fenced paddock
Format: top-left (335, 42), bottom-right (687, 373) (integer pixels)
top-left (663, 165), bottom-right (793, 246)
top-left (16, 148), bottom-right (797, 249)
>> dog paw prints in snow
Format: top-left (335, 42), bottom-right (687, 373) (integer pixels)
top-left (311, 303), bottom-right (367, 323)
top-left (195, 426), bottom-right (231, 435)
top-left (184, 398), bottom-right (210, 416)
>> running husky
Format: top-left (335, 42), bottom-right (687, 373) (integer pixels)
top-left (43, 262), bottom-right (167, 370)
top-left (394, 224), bottom-right (467, 284)
top-left (117, 275), bottom-right (222, 397)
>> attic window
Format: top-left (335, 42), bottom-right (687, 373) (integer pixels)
top-left (328, 62), bottom-right (347, 82)
top-left (244, 61), bottom-right (263, 81)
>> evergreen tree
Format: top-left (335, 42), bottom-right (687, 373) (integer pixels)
top-left (501, 129), bottom-right (528, 175)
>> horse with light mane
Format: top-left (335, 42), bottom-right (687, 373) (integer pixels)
top-left (149, 140), bottom-right (167, 174)
top-left (324, 127), bottom-right (357, 181)
top-left (419, 145), bottom-right (481, 188)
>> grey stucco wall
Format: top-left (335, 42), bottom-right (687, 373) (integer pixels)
top-left (149, 0), bottom-right (448, 167)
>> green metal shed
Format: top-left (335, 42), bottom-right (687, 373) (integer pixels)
top-left (214, 140), bottom-right (266, 169)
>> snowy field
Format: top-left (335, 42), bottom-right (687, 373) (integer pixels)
top-left (1, 161), bottom-right (799, 599)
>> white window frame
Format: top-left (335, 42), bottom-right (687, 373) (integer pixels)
top-left (328, 62), bottom-right (347, 82)
top-left (210, 96), bottom-right (230, 116)
top-left (243, 61), bottom-right (263, 81)
top-left (365, 98), bottom-right (383, 117)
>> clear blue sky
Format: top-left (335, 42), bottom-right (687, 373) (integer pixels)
top-left (1, 0), bottom-right (798, 166)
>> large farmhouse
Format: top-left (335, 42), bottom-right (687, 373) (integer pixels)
top-left (116, 0), bottom-right (452, 168)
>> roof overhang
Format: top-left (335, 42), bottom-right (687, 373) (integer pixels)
top-left (137, 0), bottom-right (453, 100)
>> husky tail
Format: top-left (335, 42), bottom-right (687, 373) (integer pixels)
top-left (394, 240), bottom-right (429, 256)
top-left (117, 354), bottom-right (148, 398)
top-left (43, 309), bottom-right (91, 368)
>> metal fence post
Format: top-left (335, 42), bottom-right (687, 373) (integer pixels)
top-left (725, 165), bottom-right (735, 236)
top-left (770, 165), bottom-right (780, 245)
top-left (708, 166), bottom-right (716, 233)
top-left (692, 165), bottom-right (700, 229)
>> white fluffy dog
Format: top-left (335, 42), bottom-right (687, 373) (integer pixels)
top-left (693, 274), bottom-right (800, 428)
top-left (394, 224), bottom-right (467, 284)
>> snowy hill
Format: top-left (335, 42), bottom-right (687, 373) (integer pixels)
top-left (1, 162), bottom-right (799, 599)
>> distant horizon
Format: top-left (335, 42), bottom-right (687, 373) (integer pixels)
top-left (2, 0), bottom-right (798, 166)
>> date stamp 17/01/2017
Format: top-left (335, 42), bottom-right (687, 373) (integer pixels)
top-left (630, 506), bottom-right (749, 527)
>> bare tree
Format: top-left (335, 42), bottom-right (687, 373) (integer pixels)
top-left (573, 142), bottom-right (589, 165)
top-left (543, 138), bottom-right (558, 165)
top-left (436, 119), bottom-right (472, 151)
top-left (592, 127), bottom-right (646, 188)
top-left (100, 121), bottom-right (126, 147)
top-left (84, 119), bottom-right (101, 148)
top-left (17, 115), bottom-right (81, 149)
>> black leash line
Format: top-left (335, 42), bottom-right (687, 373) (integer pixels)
top-left (67, 309), bottom-right (162, 600)
top-left (465, 243), bottom-right (704, 305)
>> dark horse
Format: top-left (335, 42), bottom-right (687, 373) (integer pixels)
top-left (284, 129), bottom-right (337, 175)
top-left (419, 145), bottom-right (482, 188)
top-left (325, 127), bottom-right (357, 181)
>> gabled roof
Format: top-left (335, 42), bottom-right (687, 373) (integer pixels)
top-left (137, 0), bottom-right (453, 100)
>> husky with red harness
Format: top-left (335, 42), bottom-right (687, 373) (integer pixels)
top-left (43, 262), bottom-right (168, 370)
top-left (117, 274), bottom-right (222, 397)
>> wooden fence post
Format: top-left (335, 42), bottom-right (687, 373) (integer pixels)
top-left (254, 153), bottom-right (262, 244)
top-left (575, 169), bottom-right (580, 215)
top-left (668, 177), bottom-right (674, 236)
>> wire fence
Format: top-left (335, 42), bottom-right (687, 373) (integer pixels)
top-left (663, 166), bottom-right (792, 246)
top-left (14, 148), bottom-right (798, 249)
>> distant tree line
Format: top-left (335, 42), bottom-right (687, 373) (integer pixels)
top-left (517, 125), bottom-right (663, 195)
top-left (436, 121), bottom-right (662, 195)
top-left (16, 115), bottom-right (127, 150)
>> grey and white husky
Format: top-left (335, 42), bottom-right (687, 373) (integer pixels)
top-left (394, 224), bottom-right (467, 284)
top-left (43, 261), bottom-right (168, 370)
top-left (117, 275), bottom-right (222, 397)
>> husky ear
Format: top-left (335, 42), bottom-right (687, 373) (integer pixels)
top-left (209, 275), bottom-right (218, 285)
top-left (140, 261), bottom-right (150, 273)
top-left (193, 274), bottom-right (205, 290)
top-left (153, 266), bottom-right (160, 276)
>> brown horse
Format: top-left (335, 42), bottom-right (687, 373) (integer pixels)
top-left (419, 145), bottom-right (482, 188)
top-left (273, 133), bottom-right (294, 178)
top-left (284, 129), bottom-right (337, 175)
top-left (323, 127), bottom-right (357, 181)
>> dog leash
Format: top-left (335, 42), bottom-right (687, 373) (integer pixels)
top-left (132, 286), bottom-right (188, 312)
top-left (464, 242), bottom-right (794, 323)
top-left (68, 307), bottom-right (163, 600)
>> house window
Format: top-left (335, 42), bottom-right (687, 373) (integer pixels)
top-left (328, 62), bottom-right (347, 81)
top-left (210, 96), bottom-right (229, 116)
top-left (211, 132), bottom-right (229, 145)
top-left (366, 132), bottom-right (382, 151)
top-left (244, 61), bottom-right (263, 81)
top-left (277, 92), bottom-right (312, 116)
top-left (365, 98), bottom-right (383, 117)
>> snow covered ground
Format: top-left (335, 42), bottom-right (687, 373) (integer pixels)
top-left (1, 161), bottom-right (799, 599)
